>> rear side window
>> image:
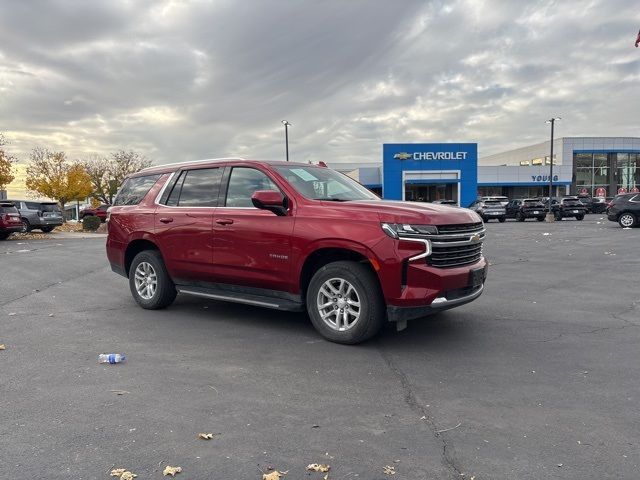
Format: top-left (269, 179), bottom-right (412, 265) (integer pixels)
top-left (162, 168), bottom-right (222, 207)
top-left (114, 174), bottom-right (161, 206)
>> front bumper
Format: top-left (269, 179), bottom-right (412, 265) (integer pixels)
top-left (387, 282), bottom-right (485, 322)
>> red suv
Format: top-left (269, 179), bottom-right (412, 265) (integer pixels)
top-left (0, 202), bottom-right (23, 240)
top-left (106, 159), bottom-right (487, 343)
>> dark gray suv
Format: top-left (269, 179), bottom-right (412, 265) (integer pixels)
top-left (6, 199), bottom-right (63, 233)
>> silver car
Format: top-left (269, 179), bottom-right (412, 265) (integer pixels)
top-left (6, 199), bottom-right (63, 233)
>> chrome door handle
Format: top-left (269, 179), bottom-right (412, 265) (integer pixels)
top-left (215, 218), bottom-right (234, 225)
top-left (159, 217), bottom-right (173, 224)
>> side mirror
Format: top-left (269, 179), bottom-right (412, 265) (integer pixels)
top-left (251, 190), bottom-right (288, 216)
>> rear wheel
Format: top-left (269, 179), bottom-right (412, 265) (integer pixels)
top-left (129, 250), bottom-right (177, 309)
top-left (576, 214), bottom-right (584, 221)
top-left (0, 232), bottom-right (9, 240)
top-left (516, 212), bottom-right (525, 222)
top-left (536, 216), bottom-right (545, 222)
top-left (498, 217), bottom-right (506, 223)
top-left (618, 213), bottom-right (636, 228)
top-left (40, 226), bottom-right (54, 233)
top-left (306, 260), bottom-right (384, 344)
top-left (554, 212), bottom-right (562, 221)
top-left (20, 219), bottom-right (31, 233)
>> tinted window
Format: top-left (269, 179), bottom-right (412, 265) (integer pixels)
top-left (175, 168), bottom-right (222, 207)
top-left (164, 172), bottom-right (185, 206)
top-left (225, 168), bottom-right (279, 207)
top-left (0, 205), bottom-right (18, 214)
top-left (26, 202), bottom-right (41, 209)
top-left (113, 174), bottom-right (161, 206)
top-left (40, 203), bottom-right (60, 212)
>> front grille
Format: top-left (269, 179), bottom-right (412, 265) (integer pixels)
top-left (429, 242), bottom-right (483, 268)
top-left (436, 222), bottom-right (484, 235)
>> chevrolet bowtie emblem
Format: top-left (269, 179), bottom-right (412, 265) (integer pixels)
top-left (470, 233), bottom-right (481, 243)
top-left (393, 152), bottom-right (413, 160)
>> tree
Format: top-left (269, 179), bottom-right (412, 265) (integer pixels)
top-left (82, 150), bottom-right (152, 204)
top-left (25, 148), bottom-right (93, 216)
top-left (0, 133), bottom-right (16, 191)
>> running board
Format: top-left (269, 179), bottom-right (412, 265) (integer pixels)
top-left (176, 286), bottom-right (304, 312)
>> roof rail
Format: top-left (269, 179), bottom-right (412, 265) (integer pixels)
top-left (139, 157), bottom-right (246, 172)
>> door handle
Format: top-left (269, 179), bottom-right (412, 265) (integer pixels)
top-left (215, 218), bottom-right (234, 225)
top-left (159, 217), bottom-right (173, 224)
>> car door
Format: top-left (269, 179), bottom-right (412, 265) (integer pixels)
top-left (154, 167), bottom-right (222, 283)
top-left (212, 166), bottom-right (295, 293)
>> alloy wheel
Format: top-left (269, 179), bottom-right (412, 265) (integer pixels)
top-left (134, 261), bottom-right (157, 300)
top-left (620, 214), bottom-right (635, 228)
top-left (316, 277), bottom-right (362, 332)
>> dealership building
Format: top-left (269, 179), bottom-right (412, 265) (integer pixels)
top-left (332, 137), bottom-right (640, 206)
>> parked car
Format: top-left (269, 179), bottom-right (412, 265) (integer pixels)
top-left (543, 197), bottom-right (586, 221)
top-left (480, 196), bottom-right (509, 206)
top-left (431, 199), bottom-right (457, 206)
top-left (6, 199), bottom-right (63, 232)
top-left (107, 159), bottom-right (488, 344)
top-left (80, 204), bottom-right (110, 222)
top-left (0, 202), bottom-right (23, 240)
top-left (468, 199), bottom-right (506, 222)
top-left (505, 198), bottom-right (546, 222)
top-left (607, 193), bottom-right (640, 228)
top-left (589, 197), bottom-right (609, 214)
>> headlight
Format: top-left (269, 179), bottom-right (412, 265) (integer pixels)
top-left (381, 223), bottom-right (438, 239)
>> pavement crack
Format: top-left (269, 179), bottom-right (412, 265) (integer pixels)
top-left (377, 345), bottom-right (463, 479)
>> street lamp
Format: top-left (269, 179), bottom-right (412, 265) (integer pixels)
top-left (545, 117), bottom-right (561, 222)
top-left (281, 120), bottom-right (291, 161)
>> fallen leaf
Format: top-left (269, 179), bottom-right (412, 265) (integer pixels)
top-left (0, 344), bottom-right (5, 350)
top-left (307, 464), bottom-right (330, 473)
top-left (163, 465), bottom-right (182, 476)
top-left (263, 470), bottom-right (287, 480)
top-left (198, 433), bottom-right (215, 440)
top-left (383, 465), bottom-right (396, 475)
top-left (110, 469), bottom-right (137, 479)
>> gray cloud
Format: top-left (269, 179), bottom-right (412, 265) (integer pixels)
top-left (0, 0), bottom-right (638, 165)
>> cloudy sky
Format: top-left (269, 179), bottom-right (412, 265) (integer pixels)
top-left (0, 0), bottom-right (638, 166)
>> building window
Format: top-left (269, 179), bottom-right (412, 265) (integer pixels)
top-left (617, 153), bottom-right (639, 192)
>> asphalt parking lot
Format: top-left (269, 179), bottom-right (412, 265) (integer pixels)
top-left (1, 216), bottom-right (638, 480)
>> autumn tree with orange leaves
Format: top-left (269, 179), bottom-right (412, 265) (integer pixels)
top-left (25, 148), bottom-right (93, 217)
top-left (0, 133), bottom-right (17, 191)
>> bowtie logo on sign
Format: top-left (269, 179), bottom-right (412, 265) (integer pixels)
top-left (393, 152), bottom-right (468, 160)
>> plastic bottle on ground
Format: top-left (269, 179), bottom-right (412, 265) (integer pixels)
top-left (98, 353), bottom-right (126, 364)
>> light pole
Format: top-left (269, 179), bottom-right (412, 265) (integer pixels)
top-left (545, 117), bottom-right (561, 222)
top-left (281, 120), bottom-right (291, 161)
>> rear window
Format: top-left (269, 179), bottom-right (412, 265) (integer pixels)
top-left (484, 200), bottom-right (502, 205)
top-left (114, 174), bottom-right (162, 206)
top-left (0, 205), bottom-right (18, 214)
top-left (562, 198), bottom-right (580, 205)
top-left (523, 200), bottom-right (540, 205)
top-left (40, 203), bottom-right (60, 212)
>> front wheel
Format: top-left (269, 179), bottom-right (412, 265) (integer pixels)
top-left (618, 213), bottom-right (637, 228)
top-left (306, 260), bottom-right (385, 344)
top-left (129, 250), bottom-right (177, 309)
top-left (498, 217), bottom-right (506, 223)
top-left (554, 212), bottom-right (562, 221)
top-left (516, 212), bottom-right (525, 222)
top-left (21, 219), bottom-right (31, 233)
top-left (576, 214), bottom-right (584, 221)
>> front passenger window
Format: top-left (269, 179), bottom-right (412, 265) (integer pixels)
top-left (225, 168), bottom-right (279, 208)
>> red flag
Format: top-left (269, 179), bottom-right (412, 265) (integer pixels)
top-left (636, 29), bottom-right (640, 47)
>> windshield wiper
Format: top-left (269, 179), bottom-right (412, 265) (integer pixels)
top-left (313, 198), bottom-right (349, 202)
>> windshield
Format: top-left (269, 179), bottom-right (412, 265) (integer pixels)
top-left (275, 165), bottom-right (379, 201)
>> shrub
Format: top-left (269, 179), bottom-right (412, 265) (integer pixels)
top-left (82, 215), bottom-right (101, 231)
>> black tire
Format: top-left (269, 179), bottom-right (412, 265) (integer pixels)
top-left (536, 216), bottom-right (545, 222)
top-left (498, 217), bottom-right (506, 223)
top-left (576, 214), bottom-right (584, 221)
top-left (40, 226), bottom-right (54, 233)
top-left (21, 219), bottom-right (31, 233)
top-left (0, 232), bottom-right (9, 240)
top-left (516, 212), bottom-right (525, 222)
top-left (618, 212), bottom-right (637, 228)
top-left (554, 212), bottom-right (562, 221)
top-left (306, 260), bottom-right (385, 344)
top-left (128, 250), bottom-right (177, 309)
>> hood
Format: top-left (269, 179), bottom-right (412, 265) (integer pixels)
top-left (320, 200), bottom-right (482, 225)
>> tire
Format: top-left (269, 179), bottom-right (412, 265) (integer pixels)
top-left (0, 232), bottom-right (9, 240)
top-left (498, 217), bottom-right (506, 223)
top-left (554, 212), bottom-right (562, 221)
top-left (576, 214), bottom-right (584, 221)
top-left (40, 226), bottom-right (54, 233)
top-left (128, 250), bottom-right (177, 309)
top-left (306, 260), bottom-right (385, 344)
top-left (516, 212), bottom-right (525, 222)
top-left (618, 212), bottom-right (637, 228)
top-left (20, 219), bottom-right (31, 233)
top-left (536, 216), bottom-right (545, 222)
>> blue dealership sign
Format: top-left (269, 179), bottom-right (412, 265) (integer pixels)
top-left (383, 143), bottom-right (478, 207)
